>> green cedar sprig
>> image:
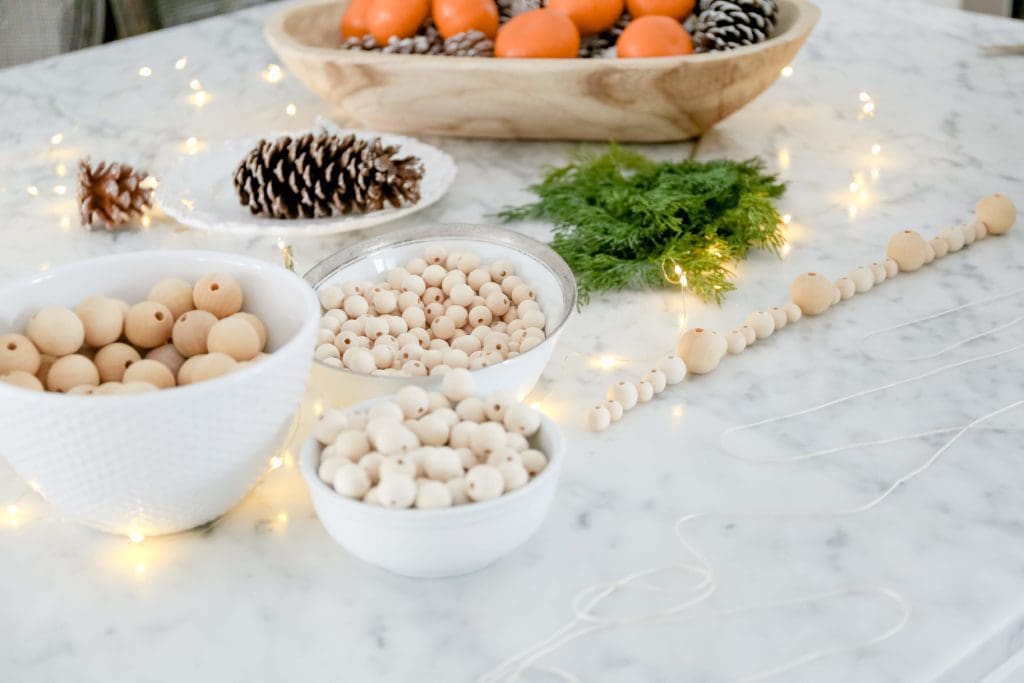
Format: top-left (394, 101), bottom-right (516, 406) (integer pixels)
top-left (499, 145), bottom-right (786, 304)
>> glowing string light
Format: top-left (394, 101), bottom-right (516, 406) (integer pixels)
top-left (780, 65), bottom-right (793, 78)
top-left (50, 133), bottom-right (63, 145)
top-left (138, 66), bottom-right (152, 77)
top-left (175, 57), bottom-right (188, 70)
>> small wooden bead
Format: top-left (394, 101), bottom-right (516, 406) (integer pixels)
top-left (456, 253), bottom-right (481, 275)
top-left (929, 236), bottom-right (948, 259)
top-left (676, 328), bottom-right (727, 375)
top-left (745, 311), bottom-right (775, 339)
top-left (334, 463), bottom-right (372, 499)
top-left (740, 325), bottom-right (757, 345)
top-left (148, 278), bottom-right (195, 320)
top-left (790, 272), bottom-right (834, 316)
top-left (511, 284), bottom-right (535, 305)
top-left (608, 380), bottom-right (639, 409)
top-left (887, 230), bottom-right (931, 272)
top-left (657, 355), bottom-right (687, 384)
top-left (47, 354), bottom-right (99, 392)
top-left (504, 404), bottom-right (541, 435)
top-left (973, 220), bottom-right (988, 241)
top-left (377, 474), bottom-right (417, 508)
top-left (975, 193), bottom-right (1016, 235)
top-left (959, 222), bottom-right (976, 246)
top-left (940, 226), bottom-right (965, 252)
top-left (119, 381), bottom-right (159, 394)
top-left (468, 306), bottom-right (493, 327)
top-left (27, 306), bottom-right (84, 356)
top-left (869, 262), bottom-right (887, 284)
top-left (783, 303), bottom-right (802, 323)
top-left (188, 352), bottom-right (238, 384)
top-left (91, 382), bottom-right (123, 395)
top-left (75, 296), bottom-right (124, 348)
top-left (769, 307), bottom-right (787, 331)
top-left (848, 266), bottom-right (874, 293)
top-left (883, 258), bottom-right (899, 278)
top-left (207, 317), bottom-right (261, 361)
top-left (193, 273), bottom-right (243, 318)
top-left (0, 333), bottom-right (41, 375)
top-left (467, 268), bottom-right (491, 291)
top-left (424, 245), bottom-right (447, 265)
top-left (635, 380), bottom-right (654, 403)
top-left (172, 309), bottom-right (218, 357)
top-left (318, 285), bottom-right (344, 310)
top-left (498, 462), bottom-right (530, 491)
top-left (604, 400), bottom-right (624, 422)
top-left (470, 423), bottom-right (506, 458)
top-left (642, 368), bottom-right (667, 393)
top-left (123, 358), bottom-right (176, 389)
top-left (1, 370), bottom-right (44, 391)
top-left (465, 465), bottom-right (504, 501)
top-left (94, 342), bottom-right (142, 382)
top-left (726, 329), bottom-right (747, 355)
top-left (229, 312), bottom-right (267, 351)
top-left (835, 277), bottom-right (856, 301)
top-left (424, 447), bottom-right (462, 481)
top-left (125, 301), bottom-right (174, 349)
top-left (415, 479), bottom-right (453, 508)
top-left (442, 367), bottom-right (476, 402)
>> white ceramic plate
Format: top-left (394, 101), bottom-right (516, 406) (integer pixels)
top-left (154, 118), bottom-right (457, 237)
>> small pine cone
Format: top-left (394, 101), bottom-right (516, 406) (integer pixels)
top-left (496, 0), bottom-right (541, 23)
top-left (232, 133), bottom-right (424, 220)
top-left (382, 20), bottom-right (444, 54)
top-left (77, 158), bottom-right (153, 231)
top-left (693, 0), bottom-right (778, 52)
top-left (443, 30), bottom-right (495, 57)
top-left (579, 13), bottom-right (630, 58)
top-left (341, 34), bottom-right (379, 51)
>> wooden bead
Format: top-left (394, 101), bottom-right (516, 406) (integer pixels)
top-left (975, 193), bottom-right (1016, 235)
top-left (207, 317), bottom-right (261, 361)
top-left (604, 400), bottom-right (624, 422)
top-left (848, 266), bottom-right (874, 293)
top-left (883, 258), bottom-right (899, 278)
top-left (442, 367), bottom-right (476, 402)
top-left (959, 222), bottom-right (976, 246)
top-left (726, 329), bottom-right (747, 355)
top-left (835, 277), bottom-right (856, 300)
top-left (125, 301), bottom-right (174, 349)
top-left (0, 333), bottom-right (41, 375)
top-left (27, 306), bottom-right (84, 356)
top-left (119, 381), bottom-right (158, 395)
top-left (676, 327), bottom-right (726, 375)
top-left (790, 272), bottom-right (834, 316)
top-left (740, 325), bottom-right (757, 345)
top-left (318, 285), bottom-right (344, 310)
top-left (745, 311), bottom-right (775, 339)
top-left (940, 225), bottom-right (965, 253)
top-left (1, 370), bottom-right (44, 391)
top-left (145, 344), bottom-right (186, 377)
top-left (229, 312), bottom-right (267, 351)
top-left (973, 220), bottom-right (988, 241)
top-left (148, 278), bottom-right (195, 320)
top-left (641, 368), bottom-right (667, 393)
top-left (887, 230), bottom-right (930, 272)
top-left (188, 352), bottom-right (238, 384)
top-left (123, 358), bottom-right (176, 389)
top-left (47, 354), bottom-right (100, 392)
top-left (35, 354), bottom-right (56, 384)
top-left (75, 296), bottom-right (124, 348)
top-left (782, 303), bottom-right (802, 323)
top-left (608, 380), bottom-right (639, 409)
top-left (465, 465), bottom-right (504, 501)
top-left (769, 307), bottom-right (787, 331)
top-left (869, 262), bottom-right (887, 284)
top-left (656, 354), bottom-right (687, 384)
top-left (94, 342), bottom-right (142, 382)
top-left (635, 380), bottom-right (654, 403)
top-left (929, 236), bottom-right (949, 259)
top-left (92, 382), bottom-right (123, 396)
top-left (377, 474), bottom-right (418, 508)
top-left (193, 273), bottom-right (244, 318)
top-left (172, 309), bottom-right (218, 357)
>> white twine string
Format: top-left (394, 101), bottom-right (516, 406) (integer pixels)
top-left (482, 290), bottom-right (1024, 682)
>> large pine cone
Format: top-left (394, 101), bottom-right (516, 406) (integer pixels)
top-left (78, 158), bottom-right (153, 231)
top-left (233, 133), bottom-right (424, 219)
top-left (693, 0), bottom-right (778, 52)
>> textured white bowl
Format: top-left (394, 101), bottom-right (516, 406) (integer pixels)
top-left (0, 251), bottom-right (319, 536)
top-left (303, 224), bottom-right (576, 408)
top-left (300, 400), bottom-right (565, 578)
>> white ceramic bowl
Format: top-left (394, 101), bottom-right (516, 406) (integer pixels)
top-left (0, 251), bottom-right (319, 536)
top-left (303, 224), bottom-right (576, 409)
top-left (300, 399), bottom-right (565, 578)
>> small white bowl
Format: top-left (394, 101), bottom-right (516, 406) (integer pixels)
top-left (299, 400), bottom-right (565, 578)
top-left (303, 223), bottom-right (576, 408)
top-left (0, 251), bottom-right (319, 536)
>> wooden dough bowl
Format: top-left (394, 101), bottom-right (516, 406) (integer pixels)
top-left (265, 0), bottom-right (820, 141)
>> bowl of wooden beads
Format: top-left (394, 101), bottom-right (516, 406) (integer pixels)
top-left (300, 369), bottom-right (565, 577)
top-left (303, 223), bottom-right (576, 408)
top-left (0, 250), bottom-right (319, 536)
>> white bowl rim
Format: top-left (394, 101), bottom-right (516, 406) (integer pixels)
top-left (299, 405), bottom-right (565, 520)
top-left (268, 0), bottom-right (820, 65)
top-left (302, 223), bottom-right (577, 384)
top-left (0, 249), bottom-right (320, 403)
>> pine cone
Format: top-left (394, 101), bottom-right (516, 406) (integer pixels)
top-left (693, 0), bottom-right (778, 52)
top-left (444, 30), bottom-right (495, 57)
top-left (341, 34), bottom-right (379, 51)
top-left (232, 133), bottom-right (424, 219)
top-left (77, 158), bottom-right (153, 231)
top-left (382, 20), bottom-right (444, 54)
top-left (578, 12), bottom-right (630, 58)
top-left (496, 0), bottom-right (541, 23)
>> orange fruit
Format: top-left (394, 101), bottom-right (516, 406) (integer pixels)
top-left (546, 0), bottom-right (624, 36)
top-left (626, 0), bottom-right (696, 21)
top-left (432, 0), bottom-right (500, 39)
top-left (494, 9), bottom-right (580, 58)
top-left (364, 0), bottom-right (430, 44)
top-left (340, 0), bottom-right (375, 38)
top-left (616, 15), bottom-right (693, 57)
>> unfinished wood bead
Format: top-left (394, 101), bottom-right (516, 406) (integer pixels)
top-left (768, 307), bottom-right (787, 331)
top-left (608, 380), bottom-right (639, 409)
top-left (94, 342), bottom-right (142, 382)
top-left (0, 334), bottom-right (40, 375)
top-left (207, 317), bottom-right (261, 361)
top-left (790, 272), bottom-right (834, 316)
top-left (642, 368), bottom-right (667, 393)
top-left (229, 312), bottom-right (267, 351)
top-left (377, 474), bottom-right (417, 508)
top-left (959, 222), bottom-right (976, 246)
top-left (940, 226), bottom-right (965, 253)
top-left (783, 303), bottom-right (802, 323)
top-left (835, 277), bottom-right (856, 301)
top-left (125, 301), bottom-right (174, 349)
top-left (27, 306), bottom-right (84, 357)
top-left (740, 325), bottom-right (757, 345)
top-left (193, 273), bottom-right (244, 318)
top-left (887, 230), bottom-right (930, 272)
top-left (442, 368), bottom-right (476, 402)
top-left (726, 330), bottom-right (747, 355)
top-left (973, 220), bottom-right (988, 241)
top-left (1, 370), bottom-right (44, 391)
top-left (123, 358), bottom-right (176, 389)
top-left (869, 262), bottom-right (887, 284)
top-left (745, 311), bottom-right (775, 339)
top-left (172, 309), bottom-right (218, 357)
top-left (47, 354), bottom-right (100, 392)
top-left (657, 355), bottom-right (687, 384)
top-left (848, 266), bottom-right (874, 293)
top-left (75, 296), bottom-right (124, 348)
top-left (604, 400), bottom-right (624, 422)
top-left (929, 236), bottom-right (949, 259)
top-left (975, 193), bottom-right (1016, 235)
top-left (883, 258), bottom-right (899, 278)
top-left (188, 352), bottom-right (238, 384)
top-left (415, 479), bottom-right (453, 508)
top-left (465, 465), bottom-right (504, 501)
top-left (676, 328), bottom-right (727, 375)
top-left (148, 278), bottom-right (195, 320)
top-left (504, 404), bottom-right (541, 435)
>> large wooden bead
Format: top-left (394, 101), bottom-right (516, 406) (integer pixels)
top-left (125, 301), bottom-right (174, 349)
top-left (207, 317), bottom-right (261, 361)
top-left (75, 296), bottom-right (124, 348)
top-left (193, 273), bottom-right (244, 318)
top-left (27, 306), bottom-right (84, 356)
top-left (145, 344), bottom-right (186, 377)
top-left (2, 370), bottom-right (44, 391)
top-left (975, 193), bottom-right (1016, 235)
top-left (172, 309), bottom-right (218, 357)
top-left (94, 342), bottom-right (142, 382)
top-left (790, 270), bottom-right (831, 317)
top-left (230, 312), bottom-right (267, 351)
top-left (122, 358), bottom-right (176, 389)
top-left (676, 328), bottom-right (727, 375)
top-left (886, 230), bottom-right (930, 272)
top-left (745, 310), bottom-right (775, 339)
top-left (47, 354), bottom-right (100, 392)
top-left (188, 352), bottom-right (238, 384)
top-left (148, 278), bottom-right (195, 320)
top-left (0, 333), bottom-right (41, 375)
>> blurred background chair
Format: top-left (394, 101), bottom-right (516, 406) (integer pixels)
top-left (107, 0), bottom-right (272, 37)
top-left (0, 0), bottom-right (106, 67)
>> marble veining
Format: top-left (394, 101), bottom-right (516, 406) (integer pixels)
top-left (2, 0), bottom-right (1024, 681)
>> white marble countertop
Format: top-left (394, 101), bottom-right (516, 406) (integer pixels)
top-left (3, 1), bottom-right (1024, 681)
